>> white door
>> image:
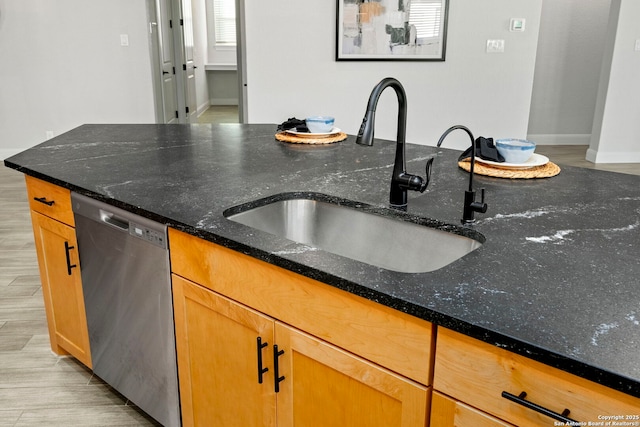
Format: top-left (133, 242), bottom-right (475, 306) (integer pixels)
top-left (150, 0), bottom-right (197, 124)
top-left (180, 0), bottom-right (198, 123)
top-left (158, 0), bottom-right (180, 123)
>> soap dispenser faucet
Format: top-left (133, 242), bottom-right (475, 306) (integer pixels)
top-left (436, 125), bottom-right (488, 224)
top-left (356, 77), bottom-right (430, 208)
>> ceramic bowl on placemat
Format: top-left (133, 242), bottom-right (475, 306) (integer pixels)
top-left (305, 116), bottom-right (335, 133)
top-left (495, 139), bottom-right (536, 164)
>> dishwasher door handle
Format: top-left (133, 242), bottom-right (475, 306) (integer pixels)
top-left (100, 211), bottom-right (129, 231)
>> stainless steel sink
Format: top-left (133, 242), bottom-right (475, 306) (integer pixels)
top-left (224, 193), bottom-right (484, 273)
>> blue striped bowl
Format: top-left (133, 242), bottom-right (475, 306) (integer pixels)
top-left (495, 139), bottom-right (536, 164)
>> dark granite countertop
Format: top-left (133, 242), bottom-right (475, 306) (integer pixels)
top-left (5, 124), bottom-right (640, 398)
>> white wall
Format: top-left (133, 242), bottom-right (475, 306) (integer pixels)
top-left (527, 1), bottom-right (611, 146)
top-left (588, 0), bottom-right (640, 163)
top-left (244, 0), bottom-right (542, 149)
top-left (207, 71), bottom-right (239, 105)
top-left (0, 0), bottom-right (156, 159)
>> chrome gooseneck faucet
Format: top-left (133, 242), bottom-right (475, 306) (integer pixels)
top-left (356, 77), bottom-right (430, 208)
top-left (437, 125), bottom-right (488, 224)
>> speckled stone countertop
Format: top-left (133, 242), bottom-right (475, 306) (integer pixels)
top-left (5, 124), bottom-right (640, 398)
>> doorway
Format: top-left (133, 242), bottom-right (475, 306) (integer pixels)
top-left (199, 0), bottom-right (245, 124)
top-left (148, 0), bottom-right (245, 125)
top-left (148, 0), bottom-right (198, 124)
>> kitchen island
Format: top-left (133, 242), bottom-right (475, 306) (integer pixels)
top-left (5, 124), bottom-right (640, 423)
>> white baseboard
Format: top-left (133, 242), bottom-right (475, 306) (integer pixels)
top-left (526, 134), bottom-right (591, 146)
top-left (197, 101), bottom-right (211, 117)
top-left (586, 148), bottom-right (640, 164)
top-left (210, 98), bottom-right (239, 106)
top-left (585, 148), bottom-right (597, 163)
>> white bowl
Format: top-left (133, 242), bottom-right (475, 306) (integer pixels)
top-left (305, 116), bottom-right (335, 133)
top-left (495, 139), bottom-right (536, 164)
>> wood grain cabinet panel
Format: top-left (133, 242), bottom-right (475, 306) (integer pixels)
top-left (434, 328), bottom-right (640, 427)
top-left (275, 322), bottom-right (429, 427)
top-left (431, 392), bottom-right (515, 427)
top-left (168, 227), bottom-right (434, 386)
top-left (25, 175), bottom-right (75, 226)
top-left (172, 274), bottom-right (276, 427)
top-left (30, 210), bottom-right (91, 367)
top-left (172, 274), bottom-right (429, 427)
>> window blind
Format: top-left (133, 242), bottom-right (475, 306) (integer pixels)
top-left (213, 0), bottom-right (236, 45)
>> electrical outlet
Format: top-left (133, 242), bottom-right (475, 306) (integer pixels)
top-left (486, 39), bottom-right (505, 53)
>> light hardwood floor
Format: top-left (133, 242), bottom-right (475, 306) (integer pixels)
top-left (197, 105), bottom-right (239, 124)
top-left (0, 167), bottom-right (158, 426)
top-left (0, 144), bottom-right (637, 426)
top-left (535, 145), bottom-right (639, 176)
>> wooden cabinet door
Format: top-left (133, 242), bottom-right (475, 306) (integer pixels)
top-left (172, 275), bottom-right (276, 427)
top-left (30, 211), bottom-right (91, 367)
top-left (274, 322), bottom-right (430, 427)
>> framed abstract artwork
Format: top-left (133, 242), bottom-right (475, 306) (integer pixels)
top-left (337, 0), bottom-right (449, 61)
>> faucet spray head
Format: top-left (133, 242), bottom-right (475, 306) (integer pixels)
top-left (355, 111), bottom-right (375, 146)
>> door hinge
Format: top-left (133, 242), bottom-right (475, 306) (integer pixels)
top-left (180, 19), bottom-right (184, 26)
top-left (169, 19), bottom-right (173, 28)
top-left (182, 64), bottom-right (187, 71)
top-left (172, 66), bottom-right (176, 74)
top-left (186, 107), bottom-right (190, 114)
top-left (175, 111), bottom-right (179, 119)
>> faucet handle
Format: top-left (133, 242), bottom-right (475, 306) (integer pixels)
top-left (473, 188), bottom-right (488, 213)
top-left (419, 157), bottom-right (434, 193)
top-left (462, 189), bottom-right (488, 224)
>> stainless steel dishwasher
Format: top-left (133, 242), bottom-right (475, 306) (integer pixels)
top-left (71, 193), bottom-right (180, 427)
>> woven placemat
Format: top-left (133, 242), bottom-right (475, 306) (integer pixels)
top-left (457, 159), bottom-right (561, 179)
top-left (275, 131), bottom-right (348, 145)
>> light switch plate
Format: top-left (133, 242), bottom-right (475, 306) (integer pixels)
top-left (120, 34), bottom-right (129, 46)
top-left (486, 39), bottom-right (505, 53)
top-left (510, 18), bottom-right (526, 32)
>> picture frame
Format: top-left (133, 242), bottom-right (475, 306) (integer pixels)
top-left (336, 0), bottom-right (449, 61)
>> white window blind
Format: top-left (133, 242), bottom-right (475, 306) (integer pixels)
top-left (408, 0), bottom-right (442, 39)
top-left (213, 0), bottom-right (236, 45)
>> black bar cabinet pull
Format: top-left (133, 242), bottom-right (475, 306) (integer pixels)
top-left (273, 344), bottom-right (285, 393)
top-left (64, 241), bottom-right (77, 276)
top-left (257, 337), bottom-right (268, 384)
top-left (502, 391), bottom-right (576, 423)
top-left (34, 196), bottom-right (55, 206)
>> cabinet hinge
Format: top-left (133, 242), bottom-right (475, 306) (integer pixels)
top-left (172, 66), bottom-right (176, 74)
top-left (175, 111), bottom-right (179, 119)
top-left (186, 107), bottom-right (190, 114)
top-left (180, 19), bottom-right (184, 26)
top-left (169, 19), bottom-right (173, 28)
top-left (182, 64), bottom-right (187, 71)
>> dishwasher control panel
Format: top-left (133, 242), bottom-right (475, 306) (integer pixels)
top-left (130, 222), bottom-right (167, 249)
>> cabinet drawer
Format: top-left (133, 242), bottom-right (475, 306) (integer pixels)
top-left (26, 176), bottom-right (75, 226)
top-left (434, 328), bottom-right (640, 427)
top-left (168, 228), bottom-right (434, 385)
top-left (431, 392), bottom-right (514, 427)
